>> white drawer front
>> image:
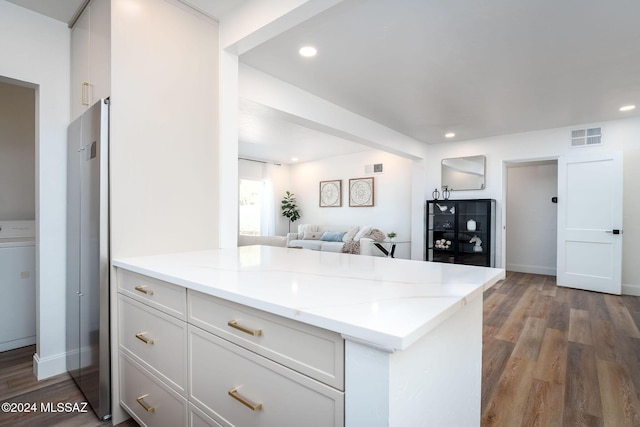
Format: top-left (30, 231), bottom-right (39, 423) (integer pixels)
top-left (189, 326), bottom-right (344, 427)
top-left (119, 353), bottom-right (188, 427)
top-left (188, 290), bottom-right (344, 390)
top-left (118, 269), bottom-right (186, 320)
top-left (119, 294), bottom-right (188, 395)
top-left (190, 403), bottom-right (224, 427)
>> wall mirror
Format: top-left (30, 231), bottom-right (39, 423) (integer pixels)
top-left (441, 155), bottom-right (486, 190)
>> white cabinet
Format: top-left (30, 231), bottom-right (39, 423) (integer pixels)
top-left (118, 294), bottom-right (188, 395)
top-left (116, 268), bottom-right (345, 426)
top-left (70, 0), bottom-right (110, 119)
top-left (119, 353), bottom-right (188, 427)
top-left (188, 291), bottom-right (344, 389)
top-left (189, 403), bottom-right (224, 427)
top-left (117, 269), bottom-right (188, 426)
top-left (118, 269), bottom-right (187, 320)
top-left (189, 326), bottom-right (344, 427)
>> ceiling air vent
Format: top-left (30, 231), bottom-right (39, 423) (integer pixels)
top-left (365, 163), bottom-right (384, 174)
top-left (571, 127), bottom-right (602, 147)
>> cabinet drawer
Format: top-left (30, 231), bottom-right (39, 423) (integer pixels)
top-left (119, 353), bottom-right (188, 427)
top-left (118, 294), bottom-right (187, 395)
top-left (188, 290), bottom-right (344, 390)
top-left (189, 326), bottom-right (344, 427)
top-left (190, 403), bottom-right (224, 427)
top-left (118, 269), bottom-right (186, 319)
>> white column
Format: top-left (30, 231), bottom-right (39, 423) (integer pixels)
top-left (344, 296), bottom-right (483, 426)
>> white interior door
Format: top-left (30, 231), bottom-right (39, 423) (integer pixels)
top-left (557, 151), bottom-right (623, 294)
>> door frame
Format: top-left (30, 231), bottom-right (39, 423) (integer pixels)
top-left (501, 156), bottom-right (559, 273)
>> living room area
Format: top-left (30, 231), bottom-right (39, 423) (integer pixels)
top-left (229, 0), bottom-right (640, 294)
top-left (238, 147), bottom-right (414, 260)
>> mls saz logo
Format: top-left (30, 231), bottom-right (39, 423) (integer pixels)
top-left (41, 402), bottom-right (89, 413)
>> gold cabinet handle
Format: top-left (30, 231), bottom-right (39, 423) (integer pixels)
top-left (227, 320), bottom-right (262, 336)
top-left (136, 394), bottom-right (155, 412)
top-left (81, 81), bottom-right (90, 106)
top-left (134, 285), bottom-right (154, 295)
top-left (228, 387), bottom-right (262, 411)
top-left (135, 332), bottom-right (154, 345)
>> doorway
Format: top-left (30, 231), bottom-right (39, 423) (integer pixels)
top-left (504, 160), bottom-right (558, 275)
top-left (0, 79), bottom-right (37, 353)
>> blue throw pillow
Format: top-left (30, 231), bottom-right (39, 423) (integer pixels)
top-left (320, 231), bottom-right (347, 242)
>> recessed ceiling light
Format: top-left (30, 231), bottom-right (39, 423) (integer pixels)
top-left (445, 133), bottom-right (456, 138)
top-left (619, 105), bottom-right (636, 112)
top-left (299, 46), bottom-right (317, 57)
top-left (291, 157), bottom-right (299, 162)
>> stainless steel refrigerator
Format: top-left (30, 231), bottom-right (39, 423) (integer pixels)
top-left (66, 98), bottom-right (110, 420)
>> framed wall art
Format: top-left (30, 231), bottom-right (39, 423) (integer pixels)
top-left (349, 177), bottom-right (374, 207)
top-left (319, 180), bottom-right (342, 207)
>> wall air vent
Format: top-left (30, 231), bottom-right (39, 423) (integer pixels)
top-left (571, 127), bottom-right (602, 147)
top-left (365, 163), bottom-right (384, 174)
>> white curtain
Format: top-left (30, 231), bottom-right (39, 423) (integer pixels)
top-left (260, 163), bottom-right (276, 236)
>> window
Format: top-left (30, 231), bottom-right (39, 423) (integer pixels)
top-left (239, 179), bottom-right (263, 236)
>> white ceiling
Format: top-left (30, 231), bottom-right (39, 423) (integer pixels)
top-left (11, 0), bottom-right (640, 164)
top-left (240, 0), bottom-right (640, 152)
top-left (6, 0), bottom-right (243, 24)
top-left (239, 98), bottom-right (371, 164)
top-left (6, 0), bottom-right (86, 24)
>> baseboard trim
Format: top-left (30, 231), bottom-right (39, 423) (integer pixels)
top-left (0, 336), bottom-right (35, 353)
top-left (33, 351), bottom-right (67, 380)
top-left (622, 283), bottom-right (640, 296)
top-left (506, 263), bottom-right (556, 276)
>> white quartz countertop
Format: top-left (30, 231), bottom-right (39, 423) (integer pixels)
top-left (112, 246), bottom-right (505, 351)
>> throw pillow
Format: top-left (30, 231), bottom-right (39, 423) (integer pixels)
top-left (320, 231), bottom-right (347, 242)
top-left (342, 226), bottom-right (360, 242)
top-left (353, 226), bottom-right (372, 241)
top-left (302, 231), bottom-right (322, 240)
top-left (298, 224), bottom-right (319, 235)
top-left (368, 228), bottom-right (386, 242)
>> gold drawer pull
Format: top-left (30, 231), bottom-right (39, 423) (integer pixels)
top-left (136, 394), bottom-right (155, 412)
top-left (134, 285), bottom-right (154, 295)
top-left (227, 320), bottom-right (262, 336)
top-left (135, 332), bottom-right (154, 345)
top-left (228, 387), bottom-right (262, 411)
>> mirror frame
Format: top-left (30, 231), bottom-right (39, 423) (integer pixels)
top-left (441, 155), bottom-right (486, 191)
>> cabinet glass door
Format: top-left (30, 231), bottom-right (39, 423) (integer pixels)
top-left (426, 199), bottom-right (495, 267)
top-left (428, 201), bottom-right (456, 263)
top-left (456, 201), bottom-right (489, 266)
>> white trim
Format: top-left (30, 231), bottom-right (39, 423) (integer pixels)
top-left (506, 263), bottom-right (556, 276)
top-left (0, 337), bottom-right (36, 353)
top-left (33, 351), bottom-right (67, 380)
top-left (622, 283), bottom-right (640, 296)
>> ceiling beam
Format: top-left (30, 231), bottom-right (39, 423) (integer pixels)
top-left (220, 0), bottom-right (343, 55)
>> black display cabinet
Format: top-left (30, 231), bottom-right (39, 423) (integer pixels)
top-left (426, 199), bottom-right (496, 267)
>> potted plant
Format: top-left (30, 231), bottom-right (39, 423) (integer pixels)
top-left (387, 231), bottom-right (397, 241)
top-left (281, 191), bottom-right (301, 233)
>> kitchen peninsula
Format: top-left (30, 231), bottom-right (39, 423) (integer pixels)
top-left (113, 246), bottom-right (504, 426)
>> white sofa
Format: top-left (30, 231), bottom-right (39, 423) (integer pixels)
top-left (286, 224), bottom-right (385, 256)
top-left (238, 235), bottom-right (287, 247)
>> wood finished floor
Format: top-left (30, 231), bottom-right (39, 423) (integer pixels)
top-left (0, 345), bottom-right (138, 427)
top-left (1, 272), bottom-right (638, 426)
top-left (482, 272), bottom-right (640, 427)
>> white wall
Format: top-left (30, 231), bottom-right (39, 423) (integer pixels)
top-left (290, 149), bottom-right (413, 259)
top-left (110, 0), bottom-right (219, 258)
top-left (506, 162), bottom-right (558, 275)
top-left (0, 0), bottom-right (70, 378)
top-left (0, 81), bottom-right (35, 219)
top-left (422, 116), bottom-right (640, 293)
